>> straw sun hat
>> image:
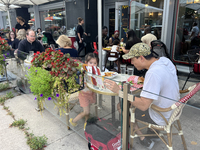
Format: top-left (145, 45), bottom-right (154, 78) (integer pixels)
top-left (56, 35), bottom-right (72, 48)
top-left (28, 20), bottom-right (34, 25)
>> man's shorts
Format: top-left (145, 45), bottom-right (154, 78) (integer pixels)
top-left (135, 109), bottom-right (156, 124)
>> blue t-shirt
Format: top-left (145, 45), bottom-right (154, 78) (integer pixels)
top-left (56, 48), bottom-right (78, 57)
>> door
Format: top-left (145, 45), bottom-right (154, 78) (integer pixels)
top-left (115, 1), bottom-right (129, 41)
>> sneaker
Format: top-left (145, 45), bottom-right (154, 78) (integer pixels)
top-left (84, 122), bottom-right (87, 131)
top-left (69, 118), bottom-right (77, 127)
top-left (140, 138), bottom-right (155, 150)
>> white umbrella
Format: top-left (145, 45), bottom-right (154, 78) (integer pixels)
top-left (130, 1), bottom-right (163, 14)
top-left (0, 0), bottom-right (56, 31)
top-left (0, 4), bottom-right (20, 11)
top-left (0, 4), bottom-right (20, 31)
top-left (180, 0), bottom-right (200, 11)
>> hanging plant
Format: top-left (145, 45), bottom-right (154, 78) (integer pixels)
top-left (26, 67), bottom-right (54, 111)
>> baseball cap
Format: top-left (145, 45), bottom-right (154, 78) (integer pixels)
top-left (122, 42), bottom-right (151, 60)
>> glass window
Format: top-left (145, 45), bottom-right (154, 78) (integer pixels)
top-left (130, 0), bottom-right (164, 39)
top-left (173, 1), bottom-right (200, 63)
top-left (40, 8), bottom-right (66, 40)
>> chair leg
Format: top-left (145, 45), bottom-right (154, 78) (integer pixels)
top-left (130, 121), bottom-right (136, 149)
top-left (182, 72), bottom-right (191, 90)
top-left (167, 132), bottom-right (173, 150)
top-left (177, 120), bottom-right (187, 150)
top-left (104, 53), bottom-right (108, 71)
top-left (117, 59), bottom-right (121, 73)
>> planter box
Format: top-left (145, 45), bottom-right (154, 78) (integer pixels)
top-left (64, 71), bottom-right (84, 93)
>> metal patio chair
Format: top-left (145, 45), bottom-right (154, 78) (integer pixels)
top-left (105, 51), bottom-right (120, 73)
top-left (129, 82), bottom-right (200, 150)
top-left (182, 48), bottom-right (200, 90)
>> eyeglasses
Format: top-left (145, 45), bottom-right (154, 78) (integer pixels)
top-left (29, 35), bottom-right (36, 38)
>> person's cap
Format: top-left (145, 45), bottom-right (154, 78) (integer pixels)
top-left (122, 43), bottom-right (151, 60)
top-left (28, 20), bottom-right (33, 25)
top-left (114, 30), bottom-right (119, 34)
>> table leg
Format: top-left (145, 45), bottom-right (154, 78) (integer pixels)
top-left (97, 94), bottom-right (103, 109)
top-left (111, 96), bottom-right (115, 122)
top-left (95, 94), bottom-right (98, 117)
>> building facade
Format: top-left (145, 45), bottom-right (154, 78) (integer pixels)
top-left (0, 0), bottom-right (198, 68)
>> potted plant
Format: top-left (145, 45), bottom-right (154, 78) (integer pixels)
top-left (0, 37), bottom-right (10, 76)
top-left (27, 48), bottom-right (83, 114)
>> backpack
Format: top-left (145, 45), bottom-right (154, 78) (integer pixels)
top-left (85, 118), bottom-right (121, 150)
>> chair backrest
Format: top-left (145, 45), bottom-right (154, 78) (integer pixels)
top-left (107, 51), bottom-right (119, 59)
top-left (93, 42), bottom-right (97, 50)
top-left (169, 83), bottom-right (200, 124)
top-left (150, 40), bottom-right (170, 59)
top-left (43, 32), bottom-right (57, 46)
top-left (187, 49), bottom-right (200, 63)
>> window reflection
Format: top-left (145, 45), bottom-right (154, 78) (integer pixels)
top-left (174, 1), bottom-right (200, 62)
top-left (130, 0), bottom-right (164, 40)
top-left (40, 8), bottom-right (66, 40)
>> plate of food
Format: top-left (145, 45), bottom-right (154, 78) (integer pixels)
top-left (103, 47), bottom-right (111, 51)
top-left (102, 72), bottom-right (118, 79)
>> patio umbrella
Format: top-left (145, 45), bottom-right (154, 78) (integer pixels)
top-left (180, 0), bottom-right (200, 11)
top-left (45, 16), bottom-right (62, 20)
top-left (31, 18), bottom-right (35, 21)
top-left (0, 0), bottom-right (56, 31)
top-left (130, 1), bottom-right (163, 14)
top-left (0, 4), bottom-right (20, 31)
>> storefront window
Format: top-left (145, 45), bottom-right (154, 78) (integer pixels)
top-left (130, 0), bottom-right (164, 39)
top-left (30, 13), bottom-right (35, 31)
top-left (173, 0), bottom-right (200, 63)
top-left (40, 8), bottom-right (66, 40)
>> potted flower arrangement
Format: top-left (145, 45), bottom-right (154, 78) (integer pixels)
top-left (0, 37), bottom-right (10, 76)
top-left (27, 48), bottom-right (83, 114)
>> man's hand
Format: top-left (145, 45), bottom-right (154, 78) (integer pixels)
top-left (84, 32), bottom-right (87, 36)
top-left (104, 79), bottom-right (120, 94)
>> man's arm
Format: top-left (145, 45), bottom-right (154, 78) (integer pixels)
top-left (16, 40), bottom-right (27, 60)
top-left (38, 42), bottom-right (45, 52)
top-left (104, 79), bottom-right (153, 111)
top-left (17, 40), bottom-right (25, 52)
top-left (131, 97), bottom-right (153, 111)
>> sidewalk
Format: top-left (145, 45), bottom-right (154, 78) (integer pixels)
top-left (0, 76), bottom-right (199, 150)
top-left (2, 92), bottom-right (88, 150)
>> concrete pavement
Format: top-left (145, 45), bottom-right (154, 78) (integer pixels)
top-left (0, 75), bottom-right (200, 150)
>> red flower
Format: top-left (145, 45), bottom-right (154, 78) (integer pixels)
top-left (34, 53), bottom-right (36, 56)
top-left (37, 51), bottom-right (40, 54)
top-left (58, 50), bottom-right (61, 52)
top-left (67, 58), bottom-right (70, 62)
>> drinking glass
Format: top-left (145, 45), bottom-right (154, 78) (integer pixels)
top-left (29, 51), bottom-right (34, 56)
top-left (120, 64), bottom-right (126, 74)
top-left (27, 51), bottom-right (33, 61)
top-left (50, 44), bottom-right (55, 50)
top-left (127, 66), bottom-right (134, 75)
